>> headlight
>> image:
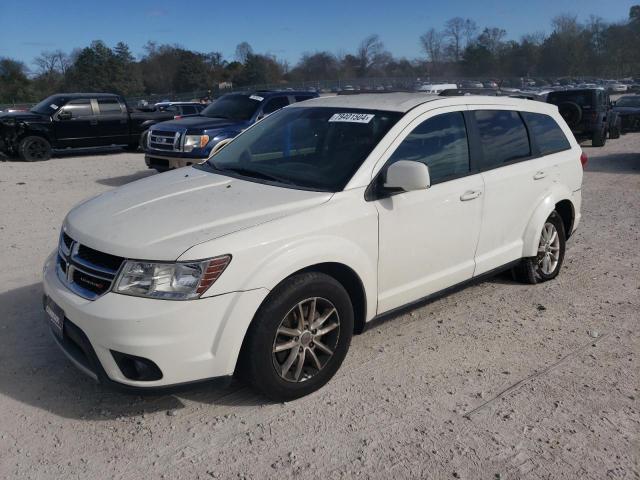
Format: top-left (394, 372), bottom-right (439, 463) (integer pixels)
top-left (114, 255), bottom-right (231, 300)
top-left (183, 134), bottom-right (210, 152)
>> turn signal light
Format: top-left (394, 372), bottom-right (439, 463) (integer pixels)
top-left (196, 255), bottom-right (232, 294)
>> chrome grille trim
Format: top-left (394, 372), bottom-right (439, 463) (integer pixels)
top-left (56, 232), bottom-right (124, 300)
top-left (148, 130), bottom-right (182, 152)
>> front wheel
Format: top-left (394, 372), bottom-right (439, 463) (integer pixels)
top-left (18, 136), bottom-right (52, 161)
top-left (592, 127), bottom-right (606, 147)
top-left (512, 211), bottom-right (566, 284)
top-left (237, 272), bottom-right (354, 401)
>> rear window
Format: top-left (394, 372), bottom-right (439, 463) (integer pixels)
top-left (521, 112), bottom-right (571, 155)
top-left (474, 110), bottom-right (531, 169)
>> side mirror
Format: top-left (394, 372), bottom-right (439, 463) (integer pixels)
top-left (58, 110), bottom-right (72, 120)
top-left (384, 160), bottom-right (431, 192)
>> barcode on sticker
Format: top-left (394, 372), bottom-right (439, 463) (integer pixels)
top-left (328, 113), bottom-right (375, 123)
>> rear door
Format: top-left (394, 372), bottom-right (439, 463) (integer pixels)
top-left (470, 108), bottom-right (555, 275)
top-left (53, 98), bottom-right (96, 147)
top-left (375, 108), bottom-right (485, 313)
top-left (95, 97), bottom-right (129, 145)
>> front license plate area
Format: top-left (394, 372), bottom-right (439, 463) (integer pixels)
top-left (45, 297), bottom-right (65, 339)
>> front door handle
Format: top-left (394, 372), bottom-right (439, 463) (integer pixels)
top-left (460, 190), bottom-right (482, 201)
top-left (533, 171), bottom-right (547, 180)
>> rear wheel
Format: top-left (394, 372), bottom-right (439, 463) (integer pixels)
top-left (18, 136), bottom-right (51, 161)
top-left (512, 211), bottom-right (566, 284)
top-left (238, 272), bottom-right (353, 401)
top-left (592, 127), bottom-right (606, 147)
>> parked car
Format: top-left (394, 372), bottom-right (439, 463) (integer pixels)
top-left (546, 88), bottom-right (621, 146)
top-left (612, 94), bottom-right (640, 132)
top-left (0, 93), bottom-right (179, 161)
top-left (44, 93), bottom-right (584, 400)
top-left (461, 81), bottom-right (484, 89)
top-left (144, 90), bottom-right (318, 172)
top-left (483, 81), bottom-right (499, 89)
top-left (416, 83), bottom-right (458, 94)
top-left (137, 102), bottom-right (206, 147)
top-left (606, 82), bottom-right (628, 93)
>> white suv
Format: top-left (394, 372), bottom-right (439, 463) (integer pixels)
top-left (43, 93), bottom-right (584, 400)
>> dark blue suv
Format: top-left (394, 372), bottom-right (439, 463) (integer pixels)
top-left (144, 90), bottom-right (318, 171)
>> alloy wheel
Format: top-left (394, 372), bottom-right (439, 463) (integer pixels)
top-left (537, 222), bottom-right (560, 275)
top-left (272, 297), bottom-right (340, 383)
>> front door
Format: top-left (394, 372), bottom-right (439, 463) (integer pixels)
top-left (53, 98), bottom-right (97, 147)
top-left (375, 109), bottom-right (484, 313)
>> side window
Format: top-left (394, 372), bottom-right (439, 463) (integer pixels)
top-left (97, 98), bottom-right (123, 115)
top-left (521, 112), bottom-right (571, 155)
top-left (294, 95), bottom-right (313, 103)
top-left (262, 97), bottom-right (289, 115)
top-left (59, 99), bottom-right (93, 118)
top-left (387, 112), bottom-right (470, 184)
top-left (474, 110), bottom-right (530, 169)
top-left (180, 105), bottom-right (197, 115)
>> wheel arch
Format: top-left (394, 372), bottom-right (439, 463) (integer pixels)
top-left (522, 190), bottom-right (575, 257)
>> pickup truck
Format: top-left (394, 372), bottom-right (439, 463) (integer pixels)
top-left (0, 93), bottom-right (191, 161)
top-left (144, 90), bottom-right (318, 172)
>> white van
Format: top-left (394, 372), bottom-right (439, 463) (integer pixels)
top-left (43, 93), bottom-right (584, 400)
top-left (417, 83), bottom-right (458, 94)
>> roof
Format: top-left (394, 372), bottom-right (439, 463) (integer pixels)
top-left (52, 93), bottom-right (119, 98)
top-left (291, 93), bottom-right (441, 112)
top-left (288, 92), bottom-right (559, 116)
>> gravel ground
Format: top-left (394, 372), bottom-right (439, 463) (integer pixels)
top-left (0, 136), bottom-right (638, 480)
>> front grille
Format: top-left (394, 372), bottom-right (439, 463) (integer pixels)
top-left (56, 231), bottom-right (124, 300)
top-left (148, 129), bottom-right (181, 151)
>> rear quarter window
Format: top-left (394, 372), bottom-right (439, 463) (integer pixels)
top-left (474, 110), bottom-right (531, 169)
top-left (521, 112), bottom-right (571, 155)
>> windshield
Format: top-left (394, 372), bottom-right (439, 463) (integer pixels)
top-left (200, 94), bottom-right (261, 121)
top-left (31, 95), bottom-right (65, 115)
top-left (616, 96), bottom-right (640, 107)
top-left (203, 107), bottom-right (401, 191)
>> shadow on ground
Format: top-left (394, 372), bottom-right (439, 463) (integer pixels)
top-left (96, 170), bottom-right (156, 187)
top-left (585, 152), bottom-right (640, 174)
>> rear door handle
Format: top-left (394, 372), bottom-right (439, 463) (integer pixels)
top-left (533, 171), bottom-right (547, 180)
top-left (460, 190), bottom-right (482, 201)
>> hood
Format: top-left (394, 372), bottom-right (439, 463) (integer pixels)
top-left (612, 106), bottom-right (640, 114)
top-left (64, 167), bottom-right (332, 261)
top-left (151, 115), bottom-right (249, 133)
top-left (0, 111), bottom-right (48, 123)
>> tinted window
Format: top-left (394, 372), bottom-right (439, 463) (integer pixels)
top-left (59, 99), bottom-right (93, 118)
top-left (521, 112), bottom-right (571, 155)
top-left (97, 98), bottom-right (123, 115)
top-left (387, 112), bottom-right (469, 184)
top-left (474, 110), bottom-right (530, 169)
top-left (180, 105), bottom-right (197, 115)
top-left (201, 94), bottom-right (261, 121)
top-left (547, 91), bottom-right (594, 108)
top-left (294, 95), bottom-right (314, 102)
top-left (262, 97), bottom-right (289, 115)
top-left (205, 107), bottom-right (401, 191)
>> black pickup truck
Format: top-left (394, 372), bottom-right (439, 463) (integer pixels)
top-left (0, 93), bottom-right (189, 161)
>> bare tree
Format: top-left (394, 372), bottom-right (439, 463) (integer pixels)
top-left (235, 42), bottom-right (253, 64)
top-left (464, 19), bottom-right (478, 45)
top-left (444, 17), bottom-right (466, 61)
top-left (356, 34), bottom-right (384, 76)
top-left (34, 50), bottom-right (69, 76)
top-left (420, 28), bottom-right (445, 64)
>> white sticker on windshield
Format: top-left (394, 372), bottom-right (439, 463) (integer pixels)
top-left (50, 104), bottom-right (58, 110)
top-left (328, 113), bottom-right (375, 123)
top-left (249, 95), bottom-right (264, 102)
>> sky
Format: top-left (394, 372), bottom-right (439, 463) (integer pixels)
top-left (0, 0), bottom-right (636, 69)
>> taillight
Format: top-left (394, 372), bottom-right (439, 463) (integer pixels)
top-left (580, 151), bottom-right (588, 168)
top-left (174, 115), bottom-right (182, 120)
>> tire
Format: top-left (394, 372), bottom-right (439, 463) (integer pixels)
top-left (139, 130), bottom-right (149, 150)
top-left (512, 211), bottom-right (566, 284)
top-left (18, 136), bottom-right (52, 161)
top-left (558, 102), bottom-right (582, 128)
top-left (609, 123), bottom-right (621, 139)
top-left (238, 272), bottom-right (354, 401)
top-left (592, 127), bottom-right (606, 147)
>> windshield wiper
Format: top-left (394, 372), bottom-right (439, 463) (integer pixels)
top-left (214, 165), bottom-right (295, 185)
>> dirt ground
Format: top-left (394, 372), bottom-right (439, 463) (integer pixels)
top-left (0, 135), bottom-right (638, 480)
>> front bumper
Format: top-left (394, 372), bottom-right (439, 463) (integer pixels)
top-left (42, 252), bottom-right (269, 388)
top-left (145, 153), bottom-right (207, 170)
